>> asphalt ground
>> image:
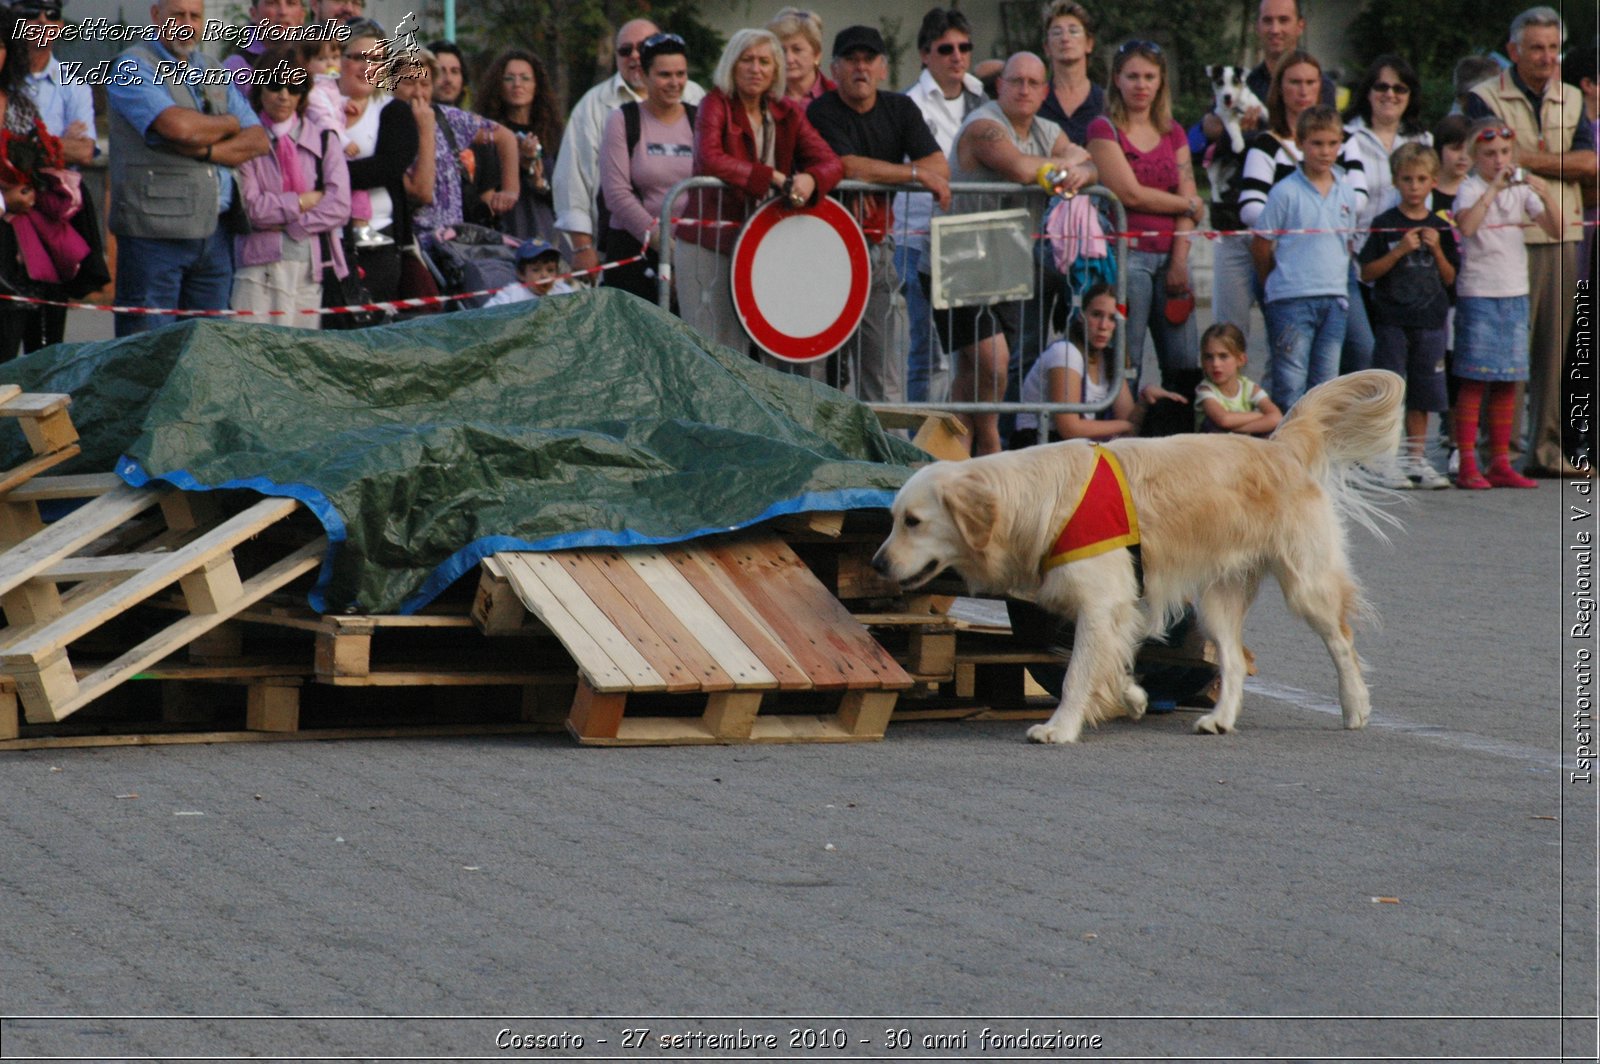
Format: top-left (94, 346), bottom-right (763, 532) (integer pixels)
top-left (0, 451), bottom-right (1594, 1063)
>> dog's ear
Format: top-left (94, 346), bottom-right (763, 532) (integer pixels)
top-left (941, 467), bottom-right (997, 553)
top-left (1205, 64), bottom-right (1218, 80)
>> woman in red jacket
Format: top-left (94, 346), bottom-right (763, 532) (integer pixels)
top-left (676, 27), bottom-right (842, 364)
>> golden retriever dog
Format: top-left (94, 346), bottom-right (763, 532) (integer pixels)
top-left (873, 370), bottom-right (1405, 742)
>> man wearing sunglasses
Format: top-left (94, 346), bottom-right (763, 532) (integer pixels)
top-left (806, 24), bottom-right (950, 405)
top-left (552, 17), bottom-right (705, 278)
top-left (1465, 5), bottom-right (1595, 478)
top-left (897, 7), bottom-right (985, 403)
top-left (105, 0), bottom-right (269, 336)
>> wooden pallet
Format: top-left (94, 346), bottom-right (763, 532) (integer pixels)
top-left (479, 534), bottom-right (913, 745)
top-left (0, 484), bottom-right (327, 725)
top-left (0, 388), bottom-right (82, 495)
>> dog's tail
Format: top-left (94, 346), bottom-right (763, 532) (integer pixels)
top-left (1272, 369), bottom-right (1406, 538)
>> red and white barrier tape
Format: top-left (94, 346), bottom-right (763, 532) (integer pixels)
top-left (0, 251), bottom-right (648, 320)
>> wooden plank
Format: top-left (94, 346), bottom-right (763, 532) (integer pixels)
top-left (589, 549), bottom-right (737, 691)
top-left (618, 549), bottom-right (776, 689)
top-left (314, 632), bottom-right (372, 678)
top-left (2, 473), bottom-right (124, 503)
top-left (0, 484), bottom-right (170, 602)
top-left (4, 497), bottom-right (299, 661)
top-left (0, 446), bottom-right (81, 497)
top-left (35, 553), bottom-right (163, 582)
top-left (497, 552), bottom-right (663, 692)
top-left (0, 721), bottom-right (561, 752)
top-left (321, 667), bottom-right (576, 688)
top-left (553, 552), bottom-right (700, 692)
top-left (707, 538), bottom-right (911, 690)
top-left (16, 537), bottom-right (326, 724)
top-left (911, 412), bottom-right (970, 461)
top-left (0, 385), bottom-right (22, 408)
top-left (699, 538), bottom-right (852, 689)
top-left (0, 392), bottom-right (69, 419)
top-left (327, 613), bottom-right (478, 631)
top-left (661, 544), bottom-right (811, 690)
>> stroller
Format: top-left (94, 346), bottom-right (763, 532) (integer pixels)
top-left (418, 223), bottom-right (522, 310)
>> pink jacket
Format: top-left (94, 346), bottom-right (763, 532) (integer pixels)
top-left (235, 114), bottom-right (352, 279)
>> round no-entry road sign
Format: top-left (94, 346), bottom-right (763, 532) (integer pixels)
top-left (730, 196), bottom-right (871, 363)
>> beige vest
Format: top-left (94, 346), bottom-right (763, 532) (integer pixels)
top-left (1472, 70), bottom-right (1583, 245)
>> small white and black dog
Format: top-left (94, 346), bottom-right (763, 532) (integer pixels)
top-left (1204, 64), bottom-right (1263, 156)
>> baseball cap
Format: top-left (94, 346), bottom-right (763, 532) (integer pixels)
top-left (515, 239), bottom-right (560, 265)
top-left (832, 26), bottom-right (887, 58)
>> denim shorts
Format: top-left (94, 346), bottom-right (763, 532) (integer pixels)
top-left (1453, 295), bottom-right (1530, 382)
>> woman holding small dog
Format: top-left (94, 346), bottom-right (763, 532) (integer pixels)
top-left (1085, 40), bottom-right (1202, 392)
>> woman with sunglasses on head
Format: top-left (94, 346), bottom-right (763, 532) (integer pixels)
top-left (1085, 39), bottom-right (1202, 392)
top-left (1038, 0), bottom-right (1103, 147)
top-left (336, 19), bottom-right (421, 302)
top-left (677, 27), bottom-right (841, 360)
top-left (231, 43), bottom-right (351, 329)
top-left (766, 7), bottom-right (834, 105)
top-left (598, 32), bottom-right (695, 303)
top-left (1343, 55), bottom-right (1429, 235)
top-left (472, 49), bottom-right (561, 245)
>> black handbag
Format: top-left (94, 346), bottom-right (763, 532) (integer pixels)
top-left (312, 130), bottom-right (386, 329)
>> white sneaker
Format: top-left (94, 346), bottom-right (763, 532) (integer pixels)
top-left (1376, 459), bottom-right (1415, 490)
top-left (1447, 447), bottom-right (1460, 475)
top-left (1406, 455), bottom-right (1450, 490)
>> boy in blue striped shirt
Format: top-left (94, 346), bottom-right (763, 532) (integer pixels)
top-left (1250, 106), bottom-right (1361, 410)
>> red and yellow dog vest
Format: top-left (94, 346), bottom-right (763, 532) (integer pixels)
top-left (1041, 445), bottom-right (1140, 572)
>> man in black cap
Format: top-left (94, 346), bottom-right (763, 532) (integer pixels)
top-left (807, 25), bottom-right (949, 405)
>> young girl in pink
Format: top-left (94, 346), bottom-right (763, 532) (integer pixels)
top-left (1450, 119), bottom-right (1562, 489)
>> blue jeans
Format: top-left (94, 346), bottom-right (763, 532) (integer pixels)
top-left (895, 244), bottom-right (941, 402)
top-left (115, 228), bottom-right (235, 337)
top-left (1263, 295), bottom-right (1347, 410)
top-left (1124, 247), bottom-right (1199, 386)
top-left (1340, 261), bottom-right (1375, 374)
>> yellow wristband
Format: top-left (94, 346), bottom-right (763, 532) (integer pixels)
top-left (1036, 163), bottom-right (1056, 190)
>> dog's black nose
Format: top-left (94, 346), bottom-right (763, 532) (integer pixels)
top-left (870, 551), bottom-right (888, 576)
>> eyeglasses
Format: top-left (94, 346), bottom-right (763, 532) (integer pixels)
top-left (1117, 39), bottom-right (1162, 56)
top-left (27, 6), bottom-right (63, 20)
top-left (642, 32), bottom-right (685, 50)
top-left (262, 78), bottom-right (311, 95)
top-left (1371, 80), bottom-right (1410, 95)
top-left (1474, 125), bottom-right (1515, 142)
top-left (934, 41), bottom-right (974, 56)
top-left (1047, 24), bottom-right (1086, 39)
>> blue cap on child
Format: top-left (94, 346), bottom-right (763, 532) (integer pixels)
top-left (515, 239), bottom-right (559, 265)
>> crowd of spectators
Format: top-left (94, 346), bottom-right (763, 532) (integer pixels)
top-left (0, 0), bottom-right (1592, 480)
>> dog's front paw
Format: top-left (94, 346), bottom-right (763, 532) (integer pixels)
top-left (1123, 683), bottom-right (1148, 720)
top-left (1193, 711), bottom-right (1234, 735)
top-left (1027, 722), bottom-right (1080, 744)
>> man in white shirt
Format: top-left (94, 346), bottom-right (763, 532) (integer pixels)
top-left (896, 7), bottom-right (985, 402)
top-left (551, 18), bottom-right (705, 278)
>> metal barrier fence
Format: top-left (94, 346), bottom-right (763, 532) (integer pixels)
top-left (655, 177), bottom-right (1128, 447)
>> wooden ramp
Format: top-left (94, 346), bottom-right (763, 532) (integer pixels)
top-left (482, 535), bottom-right (913, 745)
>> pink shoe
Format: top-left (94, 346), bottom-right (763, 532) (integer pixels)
top-left (1486, 462), bottom-right (1538, 489)
top-left (1455, 469), bottom-right (1491, 490)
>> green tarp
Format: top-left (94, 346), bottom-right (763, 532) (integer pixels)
top-left (0, 290), bottom-right (922, 613)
